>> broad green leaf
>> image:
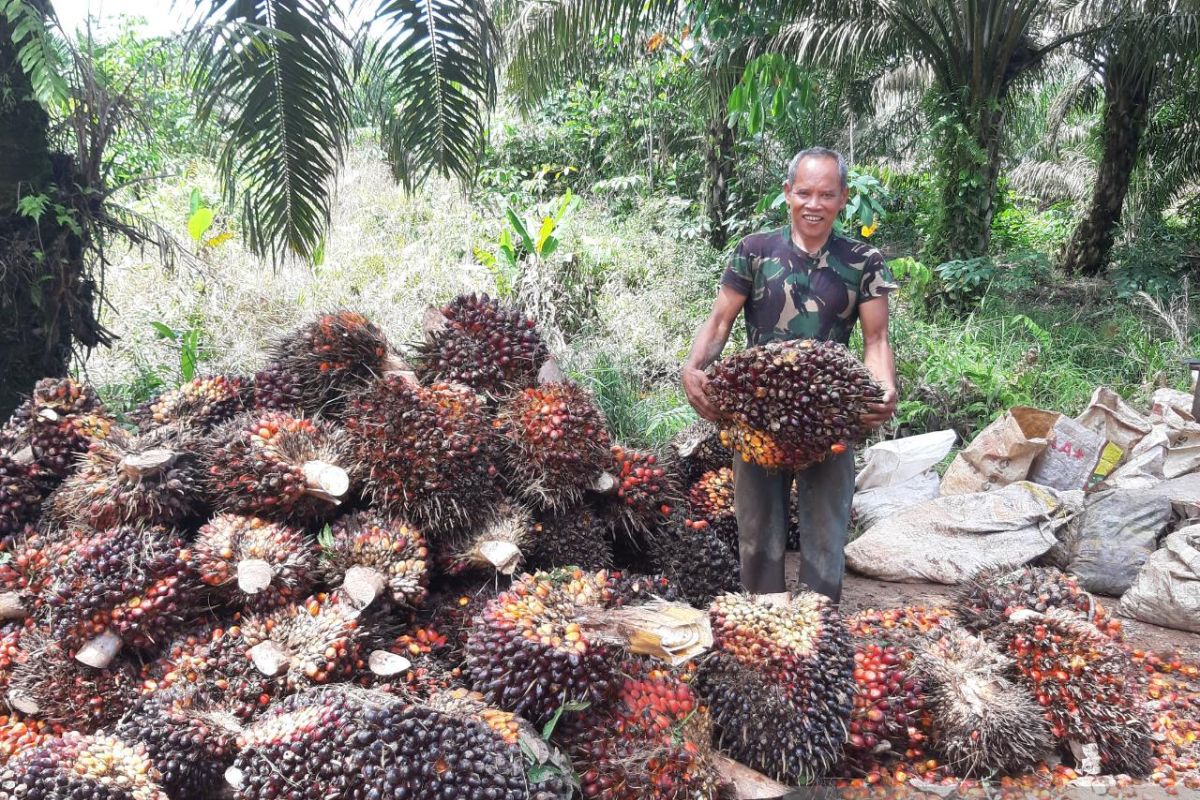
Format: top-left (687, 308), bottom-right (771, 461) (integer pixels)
top-left (535, 216), bottom-right (556, 254)
top-left (506, 207), bottom-right (535, 254)
top-left (187, 207), bottom-right (214, 242)
top-left (189, 187), bottom-right (202, 216)
top-left (150, 322), bottom-right (177, 340)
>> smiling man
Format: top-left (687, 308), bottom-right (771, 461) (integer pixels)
top-left (680, 147), bottom-right (898, 602)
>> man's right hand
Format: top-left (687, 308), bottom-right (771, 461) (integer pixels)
top-left (682, 366), bottom-right (721, 422)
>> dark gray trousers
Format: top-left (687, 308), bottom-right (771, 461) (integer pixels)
top-left (731, 449), bottom-right (855, 602)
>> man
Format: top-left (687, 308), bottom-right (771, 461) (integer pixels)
top-left (680, 147), bottom-right (898, 603)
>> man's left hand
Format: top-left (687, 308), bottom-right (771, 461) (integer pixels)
top-left (860, 386), bottom-right (897, 429)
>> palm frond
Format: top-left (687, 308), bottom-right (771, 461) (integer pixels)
top-left (2, 0), bottom-right (69, 106)
top-left (1008, 155), bottom-right (1097, 203)
top-left (368, 0), bottom-right (499, 189)
top-left (185, 0), bottom-right (354, 262)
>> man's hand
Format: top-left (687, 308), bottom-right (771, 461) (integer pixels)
top-left (860, 386), bottom-right (897, 429)
top-left (682, 366), bottom-right (721, 422)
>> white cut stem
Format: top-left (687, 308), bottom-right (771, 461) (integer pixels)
top-left (237, 559), bottom-right (276, 595)
top-left (12, 446), bottom-right (34, 466)
top-left (0, 592), bottom-right (26, 621)
top-left (368, 649), bottom-right (412, 676)
top-left (36, 408), bottom-right (59, 422)
top-left (249, 640), bottom-right (290, 677)
top-left (477, 540), bottom-right (521, 574)
top-left (537, 357), bottom-right (565, 385)
top-left (75, 629), bottom-right (124, 669)
top-left (343, 566), bottom-right (387, 609)
top-left (225, 766), bottom-right (245, 789)
top-left (590, 472), bottom-right (618, 495)
top-left (302, 460), bottom-right (349, 504)
top-left (713, 755), bottom-right (792, 799)
top-left (7, 690), bottom-right (39, 715)
top-left (119, 448), bottom-right (177, 479)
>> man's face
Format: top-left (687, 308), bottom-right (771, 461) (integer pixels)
top-left (783, 156), bottom-right (850, 244)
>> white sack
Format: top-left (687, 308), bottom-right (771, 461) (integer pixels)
top-left (856, 429), bottom-right (957, 491)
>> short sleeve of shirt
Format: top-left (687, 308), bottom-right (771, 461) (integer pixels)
top-left (859, 250), bottom-right (898, 301)
top-left (720, 240), bottom-right (753, 296)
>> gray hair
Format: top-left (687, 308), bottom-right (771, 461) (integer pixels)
top-left (787, 147), bottom-right (848, 188)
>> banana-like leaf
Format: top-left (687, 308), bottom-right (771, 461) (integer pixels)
top-left (367, 0), bottom-right (498, 189)
top-left (185, 0), bottom-right (353, 262)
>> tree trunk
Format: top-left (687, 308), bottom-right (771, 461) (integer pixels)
top-left (928, 103), bottom-right (1005, 262)
top-left (704, 112), bottom-right (735, 250)
top-left (1061, 58), bottom-right (1153, 277)
top-left (0, 9), bottom-right (89, 418)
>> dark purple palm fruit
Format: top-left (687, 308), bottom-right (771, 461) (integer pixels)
top-left (191, 513), bottom-right (316, 611)
top-left (648, 512), bottom-right (740, 607)
top-left (251, 359), bottom-right (304, 412)
top-left (525, 503), bottom-right (615, 572)
top-left (43, 424), bottom-right (206, 530)
top-left (412, 292), bottom-right (550, 394)
top-left (318, 509), bottom-right (429, 612)
top-left (600, 444), bottom-right (681, 546)
top-left (0, 730), bottom-right (170, 799)
top-left (2, 376), bottom-right (114, 478)
top-left (0, 452), bottom-right (53, 536)
top-left (671, 418), bottom-right (733, 484)
top-left (206, 410), bottom-right (352, 524)
top-left (133, 374), bottom-right (248, 433)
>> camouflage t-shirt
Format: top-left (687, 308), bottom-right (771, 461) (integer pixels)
top-left (720, 227), bottom-right (897, 346)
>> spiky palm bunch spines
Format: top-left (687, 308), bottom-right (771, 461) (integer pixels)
top-left (705, 339), bottom-right (883, 470)
top-left (207, 410), bottom-right (352, 523)
top-left (671, 419), bottom-right (734, 484)
top-left (605, 444), bottom-right (681, 540)
top-left (957, 565), bottom-right (1098, 632)
top-left (433, 499), bottom-right (533, 577)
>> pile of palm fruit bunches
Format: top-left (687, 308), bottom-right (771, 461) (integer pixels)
top-left (0, 297), bottom-right (1196, 800)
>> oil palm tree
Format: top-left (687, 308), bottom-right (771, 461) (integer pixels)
top-left (0, 0), bottom-right (498, 414)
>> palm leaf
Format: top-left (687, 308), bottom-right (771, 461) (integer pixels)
top-left (366, 0), bottom-right (498, 189)
top-left (185, 0), bottom-right (353, 262)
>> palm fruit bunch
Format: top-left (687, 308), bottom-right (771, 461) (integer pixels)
top-left (670, 419), bottom-right (732, 484)
top-left (44, 425), bottom-right (206, 530)
top-left (6, 629), bottom-right (139, 731)
top-left (361, 626), bottom-right (456, 698)
top-left (910, 625), bottom-right (1051, 777)
top-left (686, 466), bottom-right (737, 549)
top-left (0, 623), bottom-right (20, 691)
top-left (343, 376), bottom-right (501, 531)
top-left (1137, 650), bottom-right (1200, 792)
top-left (133, 374), bottom-right (248, 433)
top-left (647, 513), bottom-right (740, 607)
top-left (207, 411), bottom-right (351, 523)
top-left (0, 731), bottom-right (169, 800)
top-left (1, 377), bottom-right (114, 477)
top-left (142, 623), bottom-right (277, 720)
top-left (434, 500), bottom-right (531, 577)
top-left (111, 689), bottom-right (240, 800)
top-left (495, 381), bottom-right (611, 509)
top-left (525, 505), bottom-right (615, 572)
top-left (41, 525), bottom-right (200, 665)
top-left (704, 339), bottom-right (883, 470)
top-left (606, 444), bottom-right (680, 538)
top-left (465, 568), bottom-right (619, 723)
top-left (191, 514), bottom-right (315, 610)
top-left (563, 658), bottom-right (719, 799)
top-left (847, 605), bottom-right (958, 644)
top-left (267, 310), bottom-right (394, 415)
top-left (420, 576), bottom-right (503, 662)
top-left (0, 714), bottom-right (59, 764)
top-left (413, 292), bottom-right (549, 394)
top-left (696, 590), bottom-right (856, 784)
top-left (840, 639), bottom-right (931, 776)
top-left (604, 569), bottom-right (682, 606)
top-left (1001, 608), bottom-right (1154, 775)
top-left (0, 454), bottom-right (53, 536)
top-left (957, 565), bottom-right (1098, 633)
top-left (240, 591), bottom-right (366, 690)
top-left (251, 360), bottom-right (304, 412)
top-left (0, 526), bottom-right (73, 620)
top-left (319, 509), bottom-right (428, 611)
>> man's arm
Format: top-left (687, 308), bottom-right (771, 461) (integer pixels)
top-left (681, 285), bottom-right (747, 421)
top-left (858, 295), bottom-right (898, 428)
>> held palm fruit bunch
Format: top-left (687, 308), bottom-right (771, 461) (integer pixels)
top-left (563, 657), bottom-right (719, 800)
top-left (133, 374), bottom-right (248, 433)
top-left (525, 504), bottom-right (615, 572)
top-left (343, 376), bottom-right (502, 532)
top-left (6, 628), bottom-right (139, 731)
top-left (465, 568), bottom-right (619, 723)
top-left (670, 419), bottom-right (732, 485)
top-left (647, 512), bottom-right (740, 607)
top-left (41, 525), bottom-right (201, 668)
top-left (957, 565), bottom-right (1117, 637)
top-left (208, 411), bottom-right (352, 524)
top-left (1001, 608), bottom-right (1154, 775)
top-left (192, 513), bottom-right (315, 611)
top-left (696, 591), bottom-right (856, 784)
top-left (605, 445), bottom-right (681, 541)
top-left (111, 688), bottom-right (240, 800)
top-left (240, 591), bottom-right (367, 691)
top-left (705, 339), bottom-right (883, 470)
top-left (318, 509), bottom-right (429, 611)
top-left (1, 377), bottom-right (114, 478)
top-left (909, 625), bottom-right (1051, 777)
top-left (143, 623), bottom-right (278, 721)
top-left (686, 466), bottom-right (737, 550)
top-left (434, 499), bottom-right (532, 577)
top-left (839, 638), bottom-right (932, 777)
top-left (495, 380), bottom-right (611, 510)
top-left (0, 731), bottom-right (168, 800)
top-left (413, 292), bottom-right (550, 395)
top-left (267, 310), bottom-right (394, 415)
top-left (44, 425), bottom-right (206, 530)
top-left (0, 453), bottom-right (53, 536)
